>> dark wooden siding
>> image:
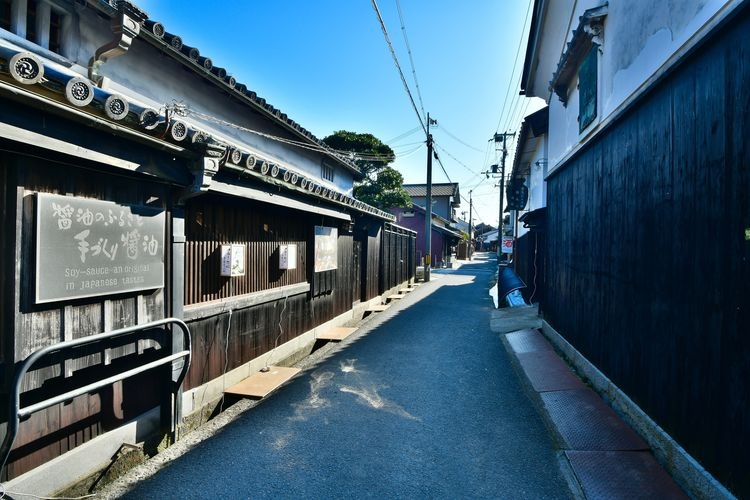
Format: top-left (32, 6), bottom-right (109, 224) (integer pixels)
top-left (184, 195), bottom-right (308, 305)
top-left (357, 224), bottom-right (381, 301)
top-left (381, 224), bottom-right (416, 292)
top-left (543, 7), bottom-right (750, 496)
top-left (185, 294), bottom-right (309, 390)
top-left (183, 197), bottom-right (356, 390)
top-left (1, 152), bottom-right (170, 480)
top-left (514, 231), bottom-right (544, 304)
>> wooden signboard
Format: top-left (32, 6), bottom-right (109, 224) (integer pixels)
top-left (314, 226), bottom-right (337, 272)
top-left (35, 193), bottom-right (166, 303)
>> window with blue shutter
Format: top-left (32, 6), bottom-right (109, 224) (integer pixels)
top-left (578, 46), bottom-right (598, 132)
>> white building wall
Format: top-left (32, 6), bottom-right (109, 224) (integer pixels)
top-left (515, 133), bottom-right (547, 240)
top-left (534, 0), bottom-right (735, 171)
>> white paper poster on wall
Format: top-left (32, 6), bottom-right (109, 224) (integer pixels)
top-left (220, 244), bottom-right (246, 276)
top-left (314, 226), bottom-right (338, 272)
top-left (279, 244), bottom-right (297, 270)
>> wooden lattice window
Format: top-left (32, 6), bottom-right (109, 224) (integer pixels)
top-left (321, 161), bottom-right (334, 182)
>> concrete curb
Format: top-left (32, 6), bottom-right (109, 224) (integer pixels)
top-left (540, 321), bottom-right (736, 500)
top-left (499, 327), bottom-right (688, 499)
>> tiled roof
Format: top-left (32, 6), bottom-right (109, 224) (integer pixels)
top-left (403, 183), bottom-right (458, 198)
top-left (111, 1), bottom-right (361, 178)
top-left (0, 22), bottom-right (394, 221)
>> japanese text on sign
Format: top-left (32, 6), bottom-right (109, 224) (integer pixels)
top-left (36, 193), bottom-right (166, 303)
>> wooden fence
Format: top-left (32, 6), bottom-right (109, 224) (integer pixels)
top-left (381, 223), bottom-right (416, 293)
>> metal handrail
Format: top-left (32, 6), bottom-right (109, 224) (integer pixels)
top-left (0, 318), bottom-right (191, 479)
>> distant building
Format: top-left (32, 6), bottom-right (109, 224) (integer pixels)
top-left (391, 204), bottom-right (462, 268)
top-left (403, 183), bottom-right (460, 222)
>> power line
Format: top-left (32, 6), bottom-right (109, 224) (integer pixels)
top-left (173, 103), bottom-right (419, 165)
top-left (396, 0), bottom-right (426, 123)
top-left (437, 125), bottom-right (485, 153)
top-left (494, 0), bottom-right (533, 133)
top-left (433, 151), bottom-right (453, 184)
top-left (433, 141), bottom-right (480, 176)
top-left (371, 0), bottom-right (427, 136)
top-left (386, 126), bottom-right (421, 144)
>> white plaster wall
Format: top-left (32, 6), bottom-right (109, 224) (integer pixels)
top-left (516, 134), bottom-right (547, 239)
top-left (526, 0), bottom-right (577, 99)
top-left (47, 6), bottom-right (355, 194)
top-left (533, 0), bottom-right (733, 169)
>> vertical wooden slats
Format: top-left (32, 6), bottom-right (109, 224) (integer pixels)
top-left (543, 8), bottom-right (750, 496)
top-left (7, 160), bottom-right (169, 480)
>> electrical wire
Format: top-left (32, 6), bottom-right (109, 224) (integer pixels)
top-left (395, 0), bottom-right (426, 124)
top-left (433, 153), bottom-right (452, 184)
top-left (437, 125), bottom-right (485, 153)
top-left (219, 307), bottom-right (233, 414)
top-left (172, 104), bottom-right (413, 165)
top-left (371, 0), bottom-right (427, 136)
top-left (433, 141), bottom-right (481, 176)
top-left (530, 231), bottom-right (539, 303)
top-left (263, 291), bottom-right (290, 371)
top-left (386, 126), bottom-right (421, 144)
top-left (494, 0), bottom-right (533, 134)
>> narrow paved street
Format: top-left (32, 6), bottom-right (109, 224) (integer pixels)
top-left (118, 254), bottom-right (569, 499)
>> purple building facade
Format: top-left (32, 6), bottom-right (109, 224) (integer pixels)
top-left (391, 205), bottom-right (461, 268)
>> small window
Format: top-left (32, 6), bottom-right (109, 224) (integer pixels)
top-left (26, 0), bottom-right (37, 43)
top-left (321, 162), bottom-right (334, 182)
top-left (578, 46), bottom-right (598, 132)
top-left (0, 0), bottom-right (11, 31)
top-left (49, 8), bottom-right (62, 53)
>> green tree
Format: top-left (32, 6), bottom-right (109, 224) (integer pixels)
top-left (322, 130), bottom-right (412, 210)
top-left (322, 130), bottom-right (394, 178)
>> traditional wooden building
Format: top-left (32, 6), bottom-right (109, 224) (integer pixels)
top-left (508, 106), bottom-right (548, 303)
top-left (521, 0), bottom-right (748, 497)
top-left (0, 0), bottom-right (415, 494)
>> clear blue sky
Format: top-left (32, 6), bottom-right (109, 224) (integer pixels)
top-left (136, 0), bottom-right (544, 227)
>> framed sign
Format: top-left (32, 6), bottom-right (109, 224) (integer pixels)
top-left (35, 193), bottom-right (165, 303)
top-left (314, 226), bottom-right (338, 272)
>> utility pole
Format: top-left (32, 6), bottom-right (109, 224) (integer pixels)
top-left (423, 113), bottom-right (435, 282)
top-left (468, 190), bottom-right (473, 261)
top-left (494, 132), bottom-right (515, 260)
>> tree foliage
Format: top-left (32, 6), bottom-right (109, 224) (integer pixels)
top-left (353, 167), bottom-right (412, 209)
top-left (322, 130), bottom-right (395, 179)
top-left (323, 130), bottom-right (411, 210)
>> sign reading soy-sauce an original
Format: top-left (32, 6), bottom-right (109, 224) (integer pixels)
top-left (35, 193), bottom-right (166, 303)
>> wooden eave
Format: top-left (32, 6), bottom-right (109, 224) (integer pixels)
top-left (0, 43), bottom-right (394, 221)
top-left (134, 27), bottom-right (363, 180)
top-left (548, 4), bottom-right (608, 105)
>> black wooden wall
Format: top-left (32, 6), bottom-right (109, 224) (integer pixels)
top-left (0, 151), bottom-right (171, 480)
top-left (514, 231), bottom-right (544, 304)
top-left (381, 224), bottom-right (416, 293)
top-left (543, 6), bottom-right (749, 496)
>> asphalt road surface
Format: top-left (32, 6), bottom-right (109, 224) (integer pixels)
top-left (119, 254), bottom-right (570, 499)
